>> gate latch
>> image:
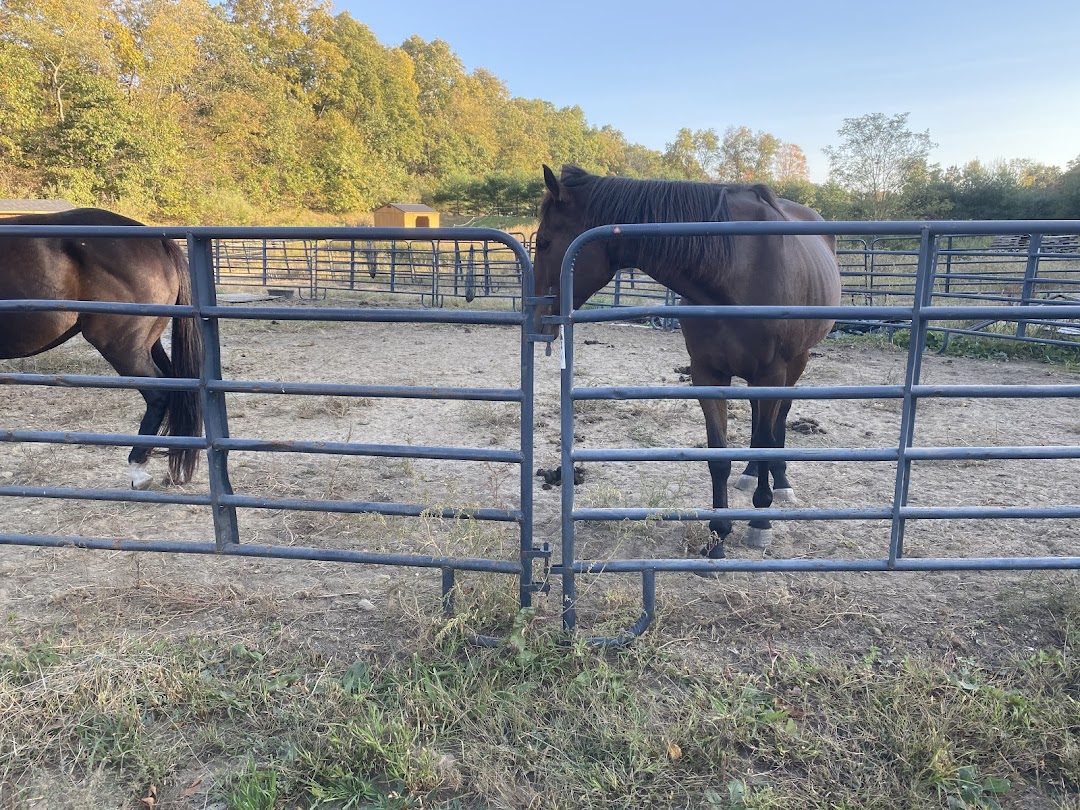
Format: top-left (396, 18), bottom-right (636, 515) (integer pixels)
top-left (524, 541), bottom-right (552, 594)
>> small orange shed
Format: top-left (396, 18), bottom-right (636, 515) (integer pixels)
top-left (372, 203), bottom-right (440, 228)
top-left (0, 199), bottom-right (75, 220)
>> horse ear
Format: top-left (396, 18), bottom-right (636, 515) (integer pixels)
top-left (543, 164), bottom-right (562, 202)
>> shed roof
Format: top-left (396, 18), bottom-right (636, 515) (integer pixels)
top-left (0, 199), bottom-right (75, 214)
top-left (376, 203), bottom-right (438, 213)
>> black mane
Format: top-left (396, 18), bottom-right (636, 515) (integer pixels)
top-left (552, 165), bottom-right (782, 275)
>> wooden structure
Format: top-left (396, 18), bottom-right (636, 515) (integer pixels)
top-left (0, 199), bottom-right (75, 220)
top-left (372, 203), bottom-right (439, 228)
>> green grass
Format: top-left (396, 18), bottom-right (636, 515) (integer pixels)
top-left (831, 326), bottom-right (1080, 369)
top-left (3, 592), bottom-right (1080, 809)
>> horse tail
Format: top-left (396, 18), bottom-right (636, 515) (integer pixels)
top-left (162, 239), bottom-right (204, 484)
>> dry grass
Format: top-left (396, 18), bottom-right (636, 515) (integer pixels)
top-left (3, 579), bottom-right (1080, 809)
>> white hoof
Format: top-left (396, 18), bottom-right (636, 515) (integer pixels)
top-left (129, 462), bottom-right (153, 490)
top-left (772, 487), bottom-right (798, 505)
top-left (734, 474), bottom-right (757, 492)
top-left (743, 527), bottom-right (774, 549)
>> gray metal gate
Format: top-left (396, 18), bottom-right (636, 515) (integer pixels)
top-left (551, 219), bottom-right (1080, 645)
top-left (3, 219), bottom-right (1080, 646)
top-left (0, 224), bottom-right (548, 645)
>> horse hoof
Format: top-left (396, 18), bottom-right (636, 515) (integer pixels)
top-left (773, 487), bottom-right (798, 505)
top-left (129, 463), bottom-right (153, 490)
top-left (734, 474), bottom-right (756, 492)
top-left (700, 534), bottom-right (726, 559)
top-left (743, 527), bottom-right (773, 549)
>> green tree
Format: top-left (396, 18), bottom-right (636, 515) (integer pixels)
top-left (718, 126), bottom-right (780, 183)
top-left (4, 0), bottom-right (118, 123)
top-left (824, 112), bottom-right (936, 219)
top-left (326, 15), bottom-right (422, 170)
top-left (1057, 156), bottom-right (1080, 218)
top-left (773, 142), bottom-right (809, 183)
top-left (662, 128), bottom-right (718, 180)
top-left (0, 40), bottom-right (47, 189)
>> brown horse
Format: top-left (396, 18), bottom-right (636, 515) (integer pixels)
top-left (534, 165), bottom-right (840, 558)
top-left (0, 208), bottom-right (203, 488)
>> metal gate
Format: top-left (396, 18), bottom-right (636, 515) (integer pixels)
top-left (3, 219), bottom-right (1080, 646)
top-left (0, 224), bottom-right (548, 646)
top-left (551, 219), bottom-right (1080, 645)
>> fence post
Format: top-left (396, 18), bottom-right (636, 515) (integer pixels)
top-left (453, 241), bottom-right (462, 298)
top-left (888, 227), bottom-right (935, 567)
top-left (944, 235), bottom-right (954, 296)
top-left (186, 233), bottom-right (240, 549)
top-left (1017, 233), bottom-right (1043, 339)
top-left (389, 241), bottom-right (397, 292)
top-left (432, 242), bottom-right (440, 306)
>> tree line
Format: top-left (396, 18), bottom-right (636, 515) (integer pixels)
top-left (1, 1), bottom-right (1077, 223)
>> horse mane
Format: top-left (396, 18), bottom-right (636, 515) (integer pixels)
top-left (553, 165), bottom-right (784, 276)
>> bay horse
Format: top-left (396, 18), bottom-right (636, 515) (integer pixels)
top-left (0, 208), bottom-right (203, 489)
top-left (534, 165), bottom-right (840, 558)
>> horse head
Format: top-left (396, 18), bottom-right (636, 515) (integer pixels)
top-left (532, 164), bottom-right (616, 340)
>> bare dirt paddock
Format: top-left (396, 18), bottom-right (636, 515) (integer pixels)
top-left (2, 308), bottom-right (1080, 807)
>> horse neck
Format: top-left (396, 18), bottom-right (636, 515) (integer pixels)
top-left (607, 239), bottom-right (722, 304)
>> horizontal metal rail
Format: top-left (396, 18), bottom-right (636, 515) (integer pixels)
top-left (573, 504), bottom-right (1080, 522)
top-left (571, 445), bottom-right (1080, 463)
top-left (1, 372), bottom-right (525, 401)
top-left (573, 383), bottom-right (1080, 400)
top-left (572, 556), bottom-right (1080, 574)
top-left (0, 534), bottom-right (522, 573)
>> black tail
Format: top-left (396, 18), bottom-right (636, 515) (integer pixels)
top-left (162, 240), bottom-right (204, 483)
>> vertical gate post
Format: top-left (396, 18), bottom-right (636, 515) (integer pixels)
top-left (888, 227), bottom-right (935, 566)
top-left (187, 234), bottom-right (240, 548)
top-left (518, 245), bottom-right (538, 609)
top-left (944, 235), bottom-right (954, 296)
top-left (390, 241), bottom-right (397, 292)
top-left (1016, 233), bottom-right (1043, 339)
top-left (559, 246), bottom-right (578, 632)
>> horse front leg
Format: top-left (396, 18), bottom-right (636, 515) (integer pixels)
top-left (744, 370), bottom-right (789, 550)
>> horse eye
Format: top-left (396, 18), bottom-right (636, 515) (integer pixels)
top-left (536, 239), bottom-right (551, 251)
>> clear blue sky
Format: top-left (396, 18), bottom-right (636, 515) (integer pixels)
top-left (332, 0), bottom-right (1078, 182)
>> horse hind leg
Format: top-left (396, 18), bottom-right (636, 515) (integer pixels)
top-left (769, 351), bottom-right (811, 505)
top-left (735, 415), bottom-right (797, 503)
top-left (735, 352), bottom-right (809, 504)
top-left (126, 340), bottom-right (177, 488)
top-left (743, 368), bottom-right (792, 550)
top-left (86, 327), bottom-right (171, 489)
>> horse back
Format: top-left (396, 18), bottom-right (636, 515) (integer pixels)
top-left (3, 208), bottom-right (145, 228)
top-left (0, 208), bottom-right (181, 307)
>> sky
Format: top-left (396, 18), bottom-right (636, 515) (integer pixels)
top-left (331, 0), bottom-right (1079, 182)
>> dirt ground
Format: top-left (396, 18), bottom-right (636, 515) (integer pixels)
top-left (2, 307), bottom-right (1080, 666)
